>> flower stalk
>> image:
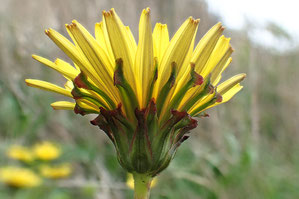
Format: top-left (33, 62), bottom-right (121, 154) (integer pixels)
top-left (133, 173), bottom-right (152, 199)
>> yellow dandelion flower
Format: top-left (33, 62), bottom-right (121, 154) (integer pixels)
top-left (33, 141), bottom-right (61, 161)
top-left (7, 145), bottom-right (34, 162)
top-left (39, 164), bottom-right (72, 179)
top-left (26, 7), bottom-right (245, 195)
top-left (0, 167), bottom-right (41, 188)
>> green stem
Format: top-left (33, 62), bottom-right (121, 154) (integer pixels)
top-left (133, 173), bottom-right (152, 199)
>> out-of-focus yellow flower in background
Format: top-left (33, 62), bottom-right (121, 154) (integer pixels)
top-left (0, 167), bottom-right (41, 188)
top-left (7, 145), bottom-right (34, 162)
top-left (40, 164), bottom-right (72, 179)
top-left (126, 173), bottom-right (157, 189)
top-left (33, 141), bottom-right (61, 161)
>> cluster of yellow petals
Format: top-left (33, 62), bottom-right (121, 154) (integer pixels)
top-left (0, 167), bottom-right (41, 188)
top-left (39, 164), bottom-right (72, 179)
top-left (25, 8), bottom-right (245, 121)
top-left (33, 141), bottom-right (61, 161)
top-left (7, 142), bottom-right (61, 162)
top-left (7, 145), bottom-right (34, 162)
top-left (1, 142), bottom-right (71, 188)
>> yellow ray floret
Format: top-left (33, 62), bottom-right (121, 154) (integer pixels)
top-left (135, 8), bottom-right (154, 108)
top-left (25, 79), bottom-right (72, 97)
top-left (102, 8), bottom-right (136, 94)
top-left (51, 101), bottom-right (75, 110)
top-left (153, 23), bottom-right (169, 64)
top-left (153, 17), bottom-right (199, 99)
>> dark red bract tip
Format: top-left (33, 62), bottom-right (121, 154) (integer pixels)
top-left (90, 119), bottom-right (98, 125)
top-left (71, 88), bottom-right (81, 99)
top-left (189, 118), bottom-right (198, 129)
top-left (216, 93), bottom-right (223, 103)
top-left (74, 104), bottom-right (86, 116)
top-left (203, 113), bottom-right (209, 117)
top-left (171, 110), bottom-right (188, 118)
top-left (181, 135), bottom-right (190, 142)
top-left (194, 72), bottom-right (203, 86)
top-left (74, 73), bottom-right (89, 89)
top-left (148, 98), bottom-right (157, 114)
top-left (135, 107), bottom-right (146, 120)
top-left (208, 85), bottom-right (215, 94)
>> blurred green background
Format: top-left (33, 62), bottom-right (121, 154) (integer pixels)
top-left (0, 0), bottom-right (299, 198)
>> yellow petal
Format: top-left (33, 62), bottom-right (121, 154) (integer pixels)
top-left (32, 55), bottom-right (78, 80)
top-left (95, 22), bottom-right (115, 63)
top-left (181, 35), bottom-right (231, 107)
top-left (103, 8), bottom-right (136, 92)
top-left (25, 79), bottom-right (72, 97)
top-left (46, 28), bottom-right (105, 92)
top-left (153, 17), bottom-right (199, 99)
top-left (45, 28), bottom-right (82, 64)
top-left (217, 73), bottom-right (246, 95)
top-left (177, 79), bottom-right (208, 111)
top-left (55, 58), bottom-right (80, 78)
top-left (200, 35), bottom-right (231, 78)
top-left (77, 99), bottom-right (100, 112)
top-left (70, 20), bottom-right (114, 76)
top-left (191, 22), bottom-right (224, 73)
top-left (153, 23), bottom-right (169, 63)
top-left (198, 84), bottom-right (243, 114)
top-left (190, 74), bottom-right (246, 115)
top-left (66, 21), bottom-right (120, 104)
top-left (51, 101), bottom-right (75, 110)
top-left (135, 8), bottom-right (154, 108)
top-left (125, 26), bottom-right (137, 60)
top-left (159, 31), bottom-right (198, 121)
top-left (77, 88), bottom-right (110, 109)
top-left (220, 83), bottom-right (243, 103)
top-left (172, 28), bottom-right (198, 98)
top-left (209, 46), bottom-right (234, 86)
top-left (211, 57), bottom-right (232, 86)
top-left (64, 80), bottom-right (74, 90)
top-left (188, 93), bottom-right (215, 114)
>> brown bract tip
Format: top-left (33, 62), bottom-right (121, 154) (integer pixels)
top-left (74, 104), bottom-right (86, 116)
top-left (204, 113), bottom-right (210, 117)
top-left (208, 85), bottom-right (215, 94)
top-left (71, 88), bottom-right (82, 100)
top-left (171, 110), bottom-right (188, 121)
top-left (182, 135), bottom-right (190, 142)
top-left (74, 73), bottom-right (89, 89)
top-left (189, 118), bottom-right (198, 129)
top-left (135, 108), bottom-right (146, 121)
top-left (44, 29), bottom-right (49, 35)
top-left (194, 72), bottom-right (203, 86)
top-left (215, 93), bottom-right (223, 103)
top-left (100, 104), bottom-right (122, 119)
top-left (148, 98), bottom-right (157, 114)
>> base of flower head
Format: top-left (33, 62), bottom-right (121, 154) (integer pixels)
top-left (90, 99), bottom-right (197, 176)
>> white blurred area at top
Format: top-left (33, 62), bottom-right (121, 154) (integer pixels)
top-left (207, 0), bottom-right (299, 52)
